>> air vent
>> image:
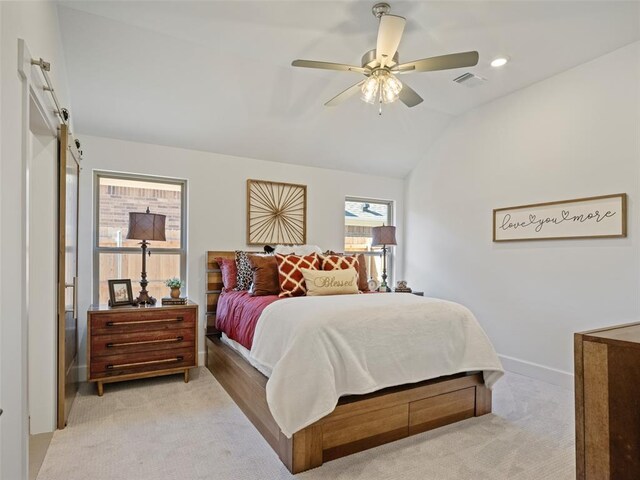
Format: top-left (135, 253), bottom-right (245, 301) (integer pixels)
top-left (453, 72), bottom-right (487, 88)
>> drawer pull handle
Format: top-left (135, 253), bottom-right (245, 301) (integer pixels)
top-left (106, 336), bottom-right (184, 348)
top-left (106, 317), bottom-right (184, 327)
top-left (106, 356), bottom-right (184, 370)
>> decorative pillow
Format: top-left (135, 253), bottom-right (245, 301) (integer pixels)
top-left (322, 254), bottom-right (359, 276)
top-left (356, 253), bottom-right (369, 292)
top-left (234, 251), bottom-right (254, 291)
top-left (275, 253), bottom-right (320, 297)
top-left (322, 254), bottom-right (370, 291)
top-left (301, 268), bottom-right (359, 296)
top-left (215, 257), bottom-right (237, 292)
top-left (247, 254), bottom-right (280, 296)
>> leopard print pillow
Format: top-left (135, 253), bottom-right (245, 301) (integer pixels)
top-left (234, 251), bottom-right (254, 291)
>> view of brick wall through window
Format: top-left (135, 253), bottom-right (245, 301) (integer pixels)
top-left (97, 177), bottom-right (184, 303)
top-left (344, 199), bottom-right (392, 285)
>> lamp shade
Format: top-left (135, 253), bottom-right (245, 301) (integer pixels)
top-left (371, 225), bottom-right (397, 247)
top-left (126, 208), bottom-right (166, 241)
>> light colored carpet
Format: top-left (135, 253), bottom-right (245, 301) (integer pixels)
top-left (37, 368), bottom-right (575, 480)
top-left (29, 432), bottom-right (53, 480)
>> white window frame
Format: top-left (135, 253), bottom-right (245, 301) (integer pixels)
top-left (344, 196), bottom-right (394, 285)
top-left (93, 171), bottom-right (187, 304)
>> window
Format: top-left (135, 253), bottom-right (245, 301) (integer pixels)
top-left (94, 173), bottom-right (186, 304)
top-left (344, 198), bottom-right (393, 285)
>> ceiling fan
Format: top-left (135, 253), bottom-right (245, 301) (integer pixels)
top-left (292, 2), bottom-right (479, 114)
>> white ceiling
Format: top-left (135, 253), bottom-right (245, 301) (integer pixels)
top-left (57, 1), bottom-right (640, 178)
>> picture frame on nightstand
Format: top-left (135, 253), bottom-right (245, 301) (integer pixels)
top-left (108, 279), bottom-right (134, 307)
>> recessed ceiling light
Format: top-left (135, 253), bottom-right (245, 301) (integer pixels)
top-left (490, 57), bottom-right (509, 68)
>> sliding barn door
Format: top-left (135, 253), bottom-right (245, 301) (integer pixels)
top-left (57, 124), bottom-right (80, 428)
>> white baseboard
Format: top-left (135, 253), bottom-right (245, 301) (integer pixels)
top-left (499, 354), bottom-right (574, 390)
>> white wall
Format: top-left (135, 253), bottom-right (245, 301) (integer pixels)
top-left (28, 131), bottom-right (58, 434)
top-left (0, 2), bottom-right (4, 471)
top-left (1, 2), bottom-right (72, 479)
top-left (404, 41), bottom-right (640, 387)
top-left (76, 135), bottom-right (405, 374)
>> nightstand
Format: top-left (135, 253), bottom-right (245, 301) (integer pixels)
top-left (87, 301), bottom-right (198, 396)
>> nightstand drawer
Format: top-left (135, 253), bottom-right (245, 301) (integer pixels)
top-left (91, 328), bottom-right (195, 357)
top-left (90, 347), bottom-right (196, 379)
top-left (91, 309), bottom-right (195, 334)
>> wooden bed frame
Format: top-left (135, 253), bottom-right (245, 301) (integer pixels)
top-left (204, 251), bottom-right (492, 473)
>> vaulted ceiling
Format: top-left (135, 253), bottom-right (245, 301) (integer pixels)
top-left (58, 1), bottom-right (640, 178)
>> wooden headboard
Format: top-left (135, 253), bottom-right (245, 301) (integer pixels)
top-left (205, 251), bottom-right (235, 335)
top-left (205, 250), bottom-right (263, 335)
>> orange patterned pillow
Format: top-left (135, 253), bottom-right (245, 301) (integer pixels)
top-left (322, 255), bottom-right (360, 284)
top-left (275, 253), bottom-right (320, 297)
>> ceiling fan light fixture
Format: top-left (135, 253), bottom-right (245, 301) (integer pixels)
top-left (291, 3), bottom-right (480, 112)
top-left (381, 73), bottom-right (402, 103)
top-left (490, 56), bottom-right (509, 68)
top-left (361, 75), bottom-right (380, 104)
top-left (361, 70), bottom-right (403, 105)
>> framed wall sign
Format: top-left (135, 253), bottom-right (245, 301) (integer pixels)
top-left (247, 179), bottom-right (307, 245)
top-left (493, 193), bottom-right (627, 242)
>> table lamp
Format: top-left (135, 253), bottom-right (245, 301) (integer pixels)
top-left (371, 225), bottom-right (396, 292)
top-left (126, 207), bottom-right (166, 305)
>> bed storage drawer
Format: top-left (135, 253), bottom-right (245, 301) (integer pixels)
top-left (322, 404), bottom-right (409, 461)
top-left (408, 387), bottom-right (476, 435)
top-left (320, 386), bottom-right (476, 460)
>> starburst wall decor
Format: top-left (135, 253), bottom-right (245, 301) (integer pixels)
top-left (246, 179), bottom-right (307, 245)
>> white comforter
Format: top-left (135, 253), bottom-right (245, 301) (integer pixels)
top-left (249, 293), bottom-right (503, 438)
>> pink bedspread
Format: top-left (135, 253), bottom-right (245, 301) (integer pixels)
top-left (215, 291), bottom-right (280, 349)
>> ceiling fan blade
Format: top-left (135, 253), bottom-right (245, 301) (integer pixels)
top-left (325, 81), bottom-right (365, 107)
top-left (398, 82), bottom-right (423, 108)
top-left (395, 51), bottom-right (479, 73)
top-left (376, 14), bottom-right (406, 67)
top-left (391, 64), bottom-right (415, 74)
top-left (292, 60), bottom-right (368, 74)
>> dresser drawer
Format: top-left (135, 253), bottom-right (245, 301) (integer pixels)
top-left (90, 308), bottom-right (195, 335)
top-left (91, 328), bottom-right (195, 358)
top-left (90, 347), bottom-right (196, 379)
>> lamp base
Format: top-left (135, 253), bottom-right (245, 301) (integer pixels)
top-left (134, 289), bottom-right (156, 306)
top-left (134, 240), bottom-right (156, 305)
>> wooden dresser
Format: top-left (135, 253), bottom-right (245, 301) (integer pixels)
top-left (87, 302), bottom-right (198, 396)
top-left (575, 322), bottom-right (640, 479)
